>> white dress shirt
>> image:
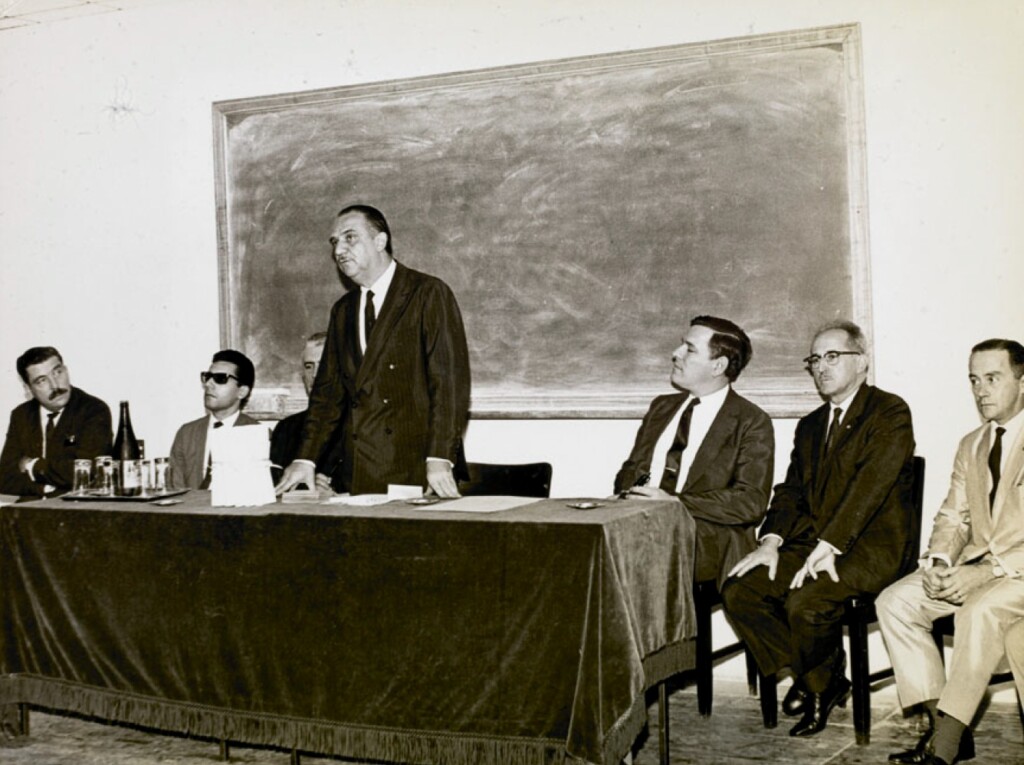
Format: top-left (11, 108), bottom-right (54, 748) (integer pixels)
top-left (650, 383), bottom-right (730, 493)
top-left (358, 259), bottom-right (396, 353)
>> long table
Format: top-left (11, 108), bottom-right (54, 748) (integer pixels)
top-left (0, 493), bottom-right (695, 765)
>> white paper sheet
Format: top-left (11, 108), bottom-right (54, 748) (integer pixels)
top-left (412, 495), bottom-right (541, 513)
top-left (325, 493), bottom-right (391, 506)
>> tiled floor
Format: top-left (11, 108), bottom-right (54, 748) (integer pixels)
top-left (1, 679), bottom-right (1021, 764)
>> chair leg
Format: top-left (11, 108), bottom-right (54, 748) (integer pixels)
top-left (17, 703), bottom-right (30, 736)
top-left (759, 671), bottom-right (777, 728)
top-left (847, 615), bottom-right (871, 745)
top-left (218, 739), bottom-right (230, 760)
top-left (658, 681), bottom-right (669, 765)
top-left (290, 749), bottom-right (301, 765)
top-left (744, 648), bottom-right (758, 696)
top-left (696, 591), bottom-right (713, 717)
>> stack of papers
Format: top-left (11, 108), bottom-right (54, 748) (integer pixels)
top-left (210, 424), bottom-right (276, 507)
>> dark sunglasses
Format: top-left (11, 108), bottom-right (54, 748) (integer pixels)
top-left (200, 371), bottom-right (239, 385)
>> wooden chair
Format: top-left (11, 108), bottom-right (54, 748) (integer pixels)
top-left (457, 461), bottom-right (553, 497)
top-left (842, 455), bottom-right (926, 745)
top-left (693, 579), bottom-right (768, 721)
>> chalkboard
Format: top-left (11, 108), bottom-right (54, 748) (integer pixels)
top-left (213, 24), bottom-right (869, 418)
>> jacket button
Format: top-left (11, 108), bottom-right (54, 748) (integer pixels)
top-left (388, 363), bottom-right (396, 370)
top-left (383, 398), bottom-right (389, 405)
top-left (385, 428), bottom-right (393, 436)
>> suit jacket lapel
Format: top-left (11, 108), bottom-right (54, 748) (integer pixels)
top-left (814, 385), bottom-right (869, 499)
top-left (683, 389), bottom-right (735, 492)
top-left (356, 262), bottom-right (409, 387)
top-left (25, 400), bottom-right (43, 456)
top-left (641, 394), bottom-right (686, 472)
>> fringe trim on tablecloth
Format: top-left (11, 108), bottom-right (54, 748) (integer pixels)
top-left (642, 638), bottom-right (696, 687)
top-left (0, 674), bottom-right (564, 765)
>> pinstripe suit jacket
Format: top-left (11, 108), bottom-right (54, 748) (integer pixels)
top-left (298, 262), bottom-right (470, 494)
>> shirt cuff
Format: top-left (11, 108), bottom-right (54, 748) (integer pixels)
top-left (759, 533), bottom-right (783, 546)
top-left (820, 539), bottom-right (841, 556)
top-left (26, 457), bottom-right (39, 482)
top-left (293, 459), bottom-right (316, 468)
top-left (426, 457), bottom-right (453, 467)
top-left (925, 553), bottom-right (953, 569)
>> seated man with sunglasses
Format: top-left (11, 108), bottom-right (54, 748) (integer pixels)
top-left (169, 349), bottom-right (261, 490)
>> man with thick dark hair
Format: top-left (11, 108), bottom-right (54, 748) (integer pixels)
top-left (275, 204), bottom-right (470, 497)
top-left (879, 338), bottom-right (1024, 765)
top-left (168, 349), bottom-right (261, 490)
top-left (722, 320), bottom-right (916, 737)
top-left (0, 346), bottom-right (112, 499)
top-left (615, 315), bottom-right (774, 588)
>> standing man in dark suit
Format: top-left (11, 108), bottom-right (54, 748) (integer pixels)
top-left (169, 349), bottom-right (261, 490)
top-left (275, 204), bottom-right (470, 497)
top-left (0, 346), bottom-right (112, 499)
top-left (615, 315), bottom-right (774, 589)
top-left (722, 320), bottom-right (916, 737)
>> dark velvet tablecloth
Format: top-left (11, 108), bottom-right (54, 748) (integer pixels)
top-left (0, 494), bottom-right (695, 765)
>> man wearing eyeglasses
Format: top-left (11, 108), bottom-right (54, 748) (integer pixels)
top-left (722, 320), bottom-right (916, 738)
top-left (168, 349), bottom-right (261, 490)
top-left (274, 204), bottom-right (470, 497)
top-left (878, 339), bottom-right (1024, 765)
top-left (0, 346), bottom-right (112, 499)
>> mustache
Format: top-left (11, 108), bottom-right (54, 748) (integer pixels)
top-left (49, 388), bottom-right (69, 400)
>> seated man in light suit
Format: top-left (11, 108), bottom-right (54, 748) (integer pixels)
top-left (878, 338), bottom-right (1024, 765)
top-left (169, 349), bottom-right (261, 490)
top-left (614, 315), bottom-right (774, 589)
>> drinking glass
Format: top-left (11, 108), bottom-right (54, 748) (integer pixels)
top-left (153, 457), bottom-right (170, 494)
top-left (72, 459), bottom-right (92, 495)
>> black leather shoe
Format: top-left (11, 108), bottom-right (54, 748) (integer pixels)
top-left (788, 675), bottom-right (851, 737)
top-left (782, 680), bottom-right (810, 717)
top-left (889, 727), bottom-right (975, 764)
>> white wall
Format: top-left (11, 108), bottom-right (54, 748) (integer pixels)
top-left (1, 0), bottom-right (1023, 684)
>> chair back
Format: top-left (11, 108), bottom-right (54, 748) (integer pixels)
top-left (899, 455), bottom-right (927, 578)
top-left (457, 462), bottom-right (553, 498)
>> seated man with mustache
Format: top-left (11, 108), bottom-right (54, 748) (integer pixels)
top-left (0, 346), bottom-right (112, 500)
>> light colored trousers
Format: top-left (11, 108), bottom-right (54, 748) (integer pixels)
top-left (876, 569), bottom-right (1024, 724)
top-left (1007, 618), bottom-right (1024, 702)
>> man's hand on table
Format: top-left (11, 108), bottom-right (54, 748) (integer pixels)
top-left (425, 461), bottom-right (461, 499)
top-left (274, 461), bottom-right (315, 495)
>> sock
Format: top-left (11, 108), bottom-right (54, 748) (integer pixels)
top-left (931, 712), bottom-right (966, 763)
top-left (922, 698), bottom-right (939, 729)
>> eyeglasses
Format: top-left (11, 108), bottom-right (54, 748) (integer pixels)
top-left (200, 371), bottom-right (239, 385)
top-left (803, 351), bottom-right (861, 371)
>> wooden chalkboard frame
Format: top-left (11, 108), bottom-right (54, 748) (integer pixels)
top-left (213, 23), bottom-right (870, 419)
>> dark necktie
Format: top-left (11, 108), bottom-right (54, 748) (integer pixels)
top-left (201, 421), bottom-right (224, 489)
top-left (44, 412), bottom-right (58, 458)
top-left (989, 425), bottom-right (1005, 510)
top-left (824, 407), bottom-right (843, 455)
top-left (659, 398), bottom-right (700, 493)
top-left (364, 290), bottom-right (376, 344)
